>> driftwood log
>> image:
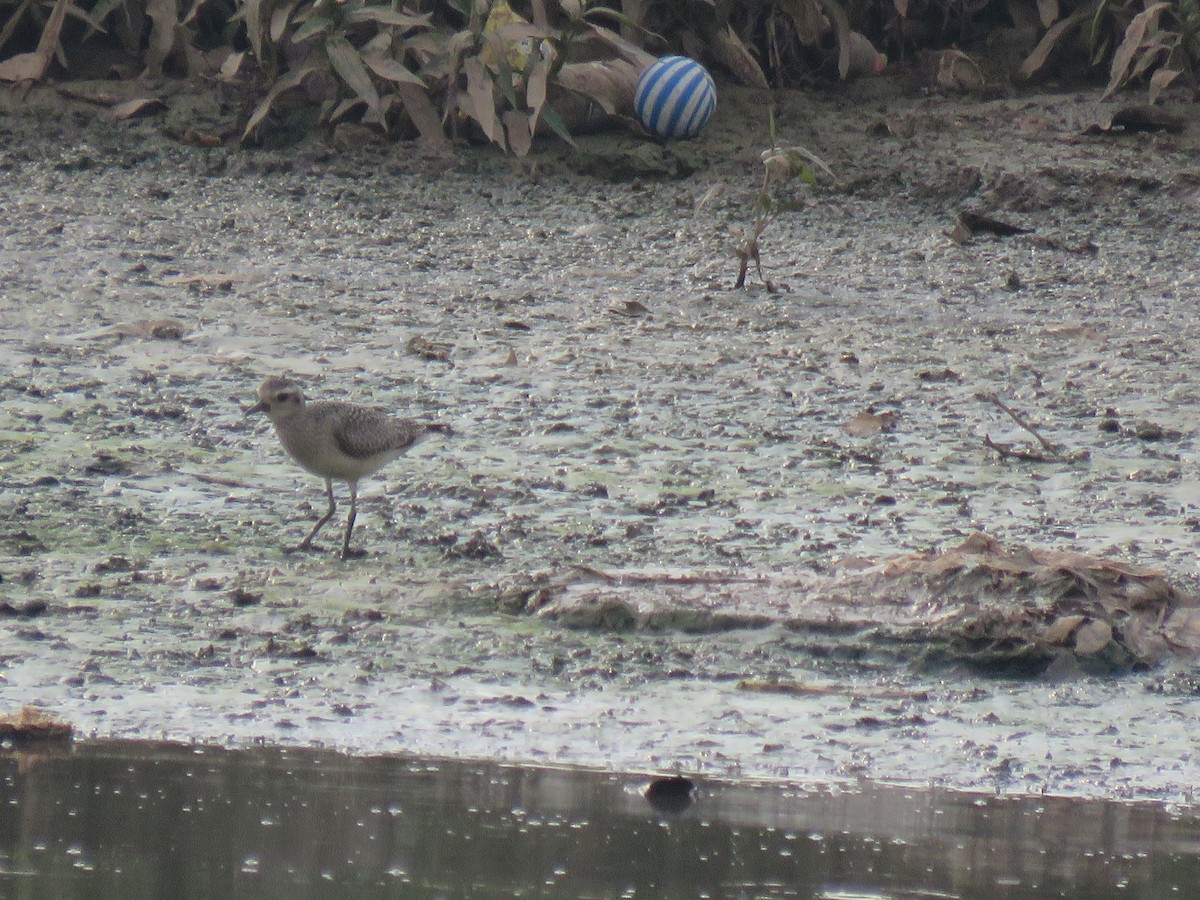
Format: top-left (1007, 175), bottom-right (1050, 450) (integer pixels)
top-left (499, 533), bottom-right (1200, 675)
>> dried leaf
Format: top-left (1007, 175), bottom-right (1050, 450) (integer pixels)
top-left (242, 64), bottom-right (319, 140)
top-left (112, 96), bottom-right (166, 119)
top-left (812, 0), bottom-right (852, 79)
top-left (269, 0), bottom-right (302, 43)
top-left (503, 109), bottom-right (533, 156)
top-left (1044, 323), bottom-right (1103, 340)
top-left (582, 21), bottom-right (656, 67)
top-left (345, 7), bottom-right (431, 30)
top-left (326, 33), bottom-right (381, 121)
top-left (362, 52), bottom-right (424, 87)
top-left (181, 129), bottom-right (223, 147)
top-left (0, 0), bottom-right (67, 82)
top-left (145, 0), bottom-right (179, 73)
top-left (34, 0), bottom-right (69, 59)
top-left (328, 98), bottom-right (364, 125)
top-left (64, 3), bottom-right (108, 34)
top-left (395, 82), bottom-right (448, 149)
top-left (361, 31), bottom-right (391, 56)
top-left (1044, 613), bottom-right (1086, 644)
top-left (292, 13), bottom-right (333, 43)
top-left (1017, 4), bottom-right (1095, 80)
top-left (464, 55), bottom-right (503, 146)
top-left (552, 58), bottom-right (637, 116)
top-left (1104, 2), bottom-right (1169, 99)
top-left (242, 0), bottom-right (268, 61)
top-left (55, 83), bottom-right (121, 105)
top-left (526, 48), bottom-right (548, 117)
top-left (1074, 619), bottom-right (1113, 655)
top-left (1036, 0), bottom-right (1058, 28)
top-left (844, 410), bottom-right (896, 437)
top-left (947, 216), bottom-right (974, 244)
top-left (936, 48), bottom-right (984, 90)
top-left (181, 42), bottom-right (205, 77)
top-left (781, 0), bottom-right (830, 45)
top-left (708, 23), bottom-right (769, 87)
top-left (219, 49), bottom-right (246, 81)
top-left (1148, 66), bottom-right (1181, 104)
top-left (1130, 36), bottom-right (1174, 81)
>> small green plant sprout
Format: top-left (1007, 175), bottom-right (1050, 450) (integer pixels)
top-left (733, 115), bottom-right (833, 290)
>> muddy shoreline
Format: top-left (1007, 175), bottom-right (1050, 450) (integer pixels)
top-left (3, 76), bottom-right (1200, 802)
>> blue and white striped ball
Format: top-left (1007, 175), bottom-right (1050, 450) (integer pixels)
top-left (634, 56), bottom-right (717, 140)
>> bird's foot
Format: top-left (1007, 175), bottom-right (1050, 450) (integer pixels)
top-left (285, 542), bottom-right (326, 555)
top-left (340, 547), bottom-right (368, 560)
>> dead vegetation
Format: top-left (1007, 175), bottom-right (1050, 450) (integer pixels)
top-left (0, 0), bottom-right (1195, 153)
top-left (499, 533), bottom-right (1200, 675)
top-left (0, 706), bottom-right (74, 743)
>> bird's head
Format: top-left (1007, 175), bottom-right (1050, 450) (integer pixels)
top-left (246, 376), bottom-right (306, 422)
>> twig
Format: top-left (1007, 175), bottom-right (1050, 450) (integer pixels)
top-left (978, 392), bottom-right (1061, 458)
top-left (568, 563), bottom-right (618, 582)
top-left (738, 679), bottom-right (929, 700)
top-left (982, 434), bottom-right (1059, 463)
top-left (180, 470), bottom-right (252, 489)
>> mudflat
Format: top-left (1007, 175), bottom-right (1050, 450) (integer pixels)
top-left (2, 76), bottom-right (1200, 801)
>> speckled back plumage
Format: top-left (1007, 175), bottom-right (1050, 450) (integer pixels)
top-left (252, 376), bottom-right (431, 485)
top-left (247, 374), bottom-right (442, 558)
top-left (322, 401), bottom-right (427, 460)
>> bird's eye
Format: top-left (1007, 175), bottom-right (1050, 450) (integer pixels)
top-left (275, 392), bottom-right (290, 402)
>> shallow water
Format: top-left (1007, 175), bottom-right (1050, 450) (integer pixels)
top-left (3, 740), bottom-right (1199, 899)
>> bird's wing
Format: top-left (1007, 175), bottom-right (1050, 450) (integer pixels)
top-left (332, 405), bottom-right (426, 460)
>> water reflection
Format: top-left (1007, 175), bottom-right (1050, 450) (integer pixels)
top-left (1, 740), bottom-right (1197, 898)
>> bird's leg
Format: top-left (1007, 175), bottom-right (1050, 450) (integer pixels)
top-left (291, 478), bottom-right (336, 553)
top-left (340, 482), bottom-right (366, 559)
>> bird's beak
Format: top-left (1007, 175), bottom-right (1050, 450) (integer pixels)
top-left (244, 401), bottom-right (268, 417)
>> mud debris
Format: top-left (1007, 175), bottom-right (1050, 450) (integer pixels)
top-left (506, 533), bottom-right (1199, 674)
top-left (4, 77), bottom-right (1200, 799)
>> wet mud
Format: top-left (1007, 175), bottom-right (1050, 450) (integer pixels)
top-left (3, 77), bottom-right (1200, 803)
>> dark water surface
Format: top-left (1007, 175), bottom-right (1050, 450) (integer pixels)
top-left (1, 741), bottom-right (1197, 899)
